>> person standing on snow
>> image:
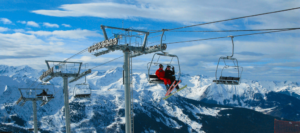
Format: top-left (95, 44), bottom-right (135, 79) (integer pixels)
top-left (156, 64), bottom-right (171, 90)
top-left (165, 65), bottom-right (180, 90)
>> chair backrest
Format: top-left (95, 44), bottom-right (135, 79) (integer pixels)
top-left (149, 74), bottom-right (164, 84)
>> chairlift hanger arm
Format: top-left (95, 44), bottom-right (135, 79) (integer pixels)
top-left (78, 63), bottom-right (82, 75)
top-left (160, 29), bottom-right (165, 52)
top-left (229, 36), bottom-right (234, 57)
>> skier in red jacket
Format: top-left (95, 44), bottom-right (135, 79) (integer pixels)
top-left (156, 64), bottom-right (171, 90)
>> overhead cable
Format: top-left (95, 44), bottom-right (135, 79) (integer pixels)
top-left (166, 28), bottom-right (299, 44)
top-left (168, 27), bottom-right (300, 32)
top-left (63, 48), bottom-right (88, 62)
top-left (90, 56), bottom-right (124, 70)
top-left (151, 7), bottom-right (300, 32)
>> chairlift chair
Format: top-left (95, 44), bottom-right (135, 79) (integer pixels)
top-left (73, 83), bottom-right (91, 98)
top-left (147, 52), bottom-right (181, 84)
top-left (36, 83), bottom-right (55, 98)
top-left (213, 36), bottom-right (243, 85)
top-left (17, 82), bottom-right (55, 107)
top-left (73, 63), bottom-right (91, 98)
top-left (36, 82), bottom-right (55, 106)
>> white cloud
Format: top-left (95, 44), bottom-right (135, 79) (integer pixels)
top-left (13, 29), bottom-right (25, 33)
top-left (47, 36), bottom-right (63, 41)
top-left (266, 62), bottom-right (300, 67)
top-left (0, 18), bottom-right (12, 24)
top-left (43, 22), bottom-right (59, 28)
top-left (0, 27), bottom-right (9, 32)
top-left (31, 0), bottom-right (300, 30)
top-left (0, 32), bottom-right (79, 69)
top-left (49, 41), bottom-right (64, 45)
top-left (17, 21), bottom-right (26, 24)
top-left (62, 24), bottom-right (71, 27)
top-left (26, 21), bottom-right (40, 27)
top-left (0, 32), bottom-right (48, 59)
top-left (27, 29), bottom-right (102, 39)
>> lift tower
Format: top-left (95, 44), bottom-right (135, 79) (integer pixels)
top-left (16, 85), bottom-right (54, 133)
top-left (39, 60), bottom-right (91, 133)
top-left (88, 25), bottom-right (167, 133)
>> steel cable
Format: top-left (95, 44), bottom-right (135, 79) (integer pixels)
top-left (89, 56), bottom-right (124, 70)
top-left (167, 27), bottom-right (300, 32)
top-left (166, 7), bottom-right (300, 31)
top-left (166, 28), bottom-right (299, 44)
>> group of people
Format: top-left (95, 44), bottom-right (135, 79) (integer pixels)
top-left (155, 64), bottom-right (180, 91)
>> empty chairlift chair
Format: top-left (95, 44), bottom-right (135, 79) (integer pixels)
top-left (147, 52), bottom-right (181, 84)
top-left (73, 83), bottom-right (91, 98)
top-left (213, 36), bottom-right (243, 85)
top-left (69, 63), bottom-right (92, 99)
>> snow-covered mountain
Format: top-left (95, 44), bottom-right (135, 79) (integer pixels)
top-left (0, 65), bottom-right (299, 133)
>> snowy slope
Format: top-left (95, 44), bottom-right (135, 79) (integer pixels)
top-left (0, 65), bottom-right (299, 132)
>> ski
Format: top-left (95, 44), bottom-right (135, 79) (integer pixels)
top-left (163, 85), bottom-right (187, 100)
top-left (165, 80), bottom-right (181, 96)
top-left (165, 80), bottom-right (177, 96)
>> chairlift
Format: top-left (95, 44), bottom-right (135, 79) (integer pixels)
top-left (73, 64), bottom-right (91, 99)
top-left (213, 36), bottom-right (243, 85)
top-left (36, 82), bottom-right (55, 98)
top-left (17, 82), bottom-right (55, 107)
top-left (147, 52), bottom-right (181, 84)
top-left (73, 83), bottom-right (91, 98)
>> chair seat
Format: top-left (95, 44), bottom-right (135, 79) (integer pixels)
top-left (37, 94), bottom-right (53, 96)
top-left (74, 94), bottom-right (91, 98)
top-left (37, 95), bottom-right (54, 98)
top-left (213, 80), bottom-right (239, 85)
top-left (149, 75), bottom-right (164, 84)
top-left (219, 76), bottom-right (240, 81)
top-left (149, 75), bottom-right (159, 78)
top-left (28, 128), bottom-right (40, 131)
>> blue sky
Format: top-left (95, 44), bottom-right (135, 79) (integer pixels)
top-left (0, 0), bottom-right (299, 82)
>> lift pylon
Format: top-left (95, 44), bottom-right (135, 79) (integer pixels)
top-left (17, 85), bottom-right (55, 133)
top-left (39, 60), bottom-right (91, 133)
top-left (88, 25), bottom-right (167, 133)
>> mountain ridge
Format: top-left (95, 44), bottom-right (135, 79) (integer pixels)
top-left (0, 65), bottom-right (299, 132)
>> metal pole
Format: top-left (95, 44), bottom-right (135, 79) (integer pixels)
top-left (123, 49), bottom-right (131, 133)
top-left (63, 77), bottom-right (71, 133)
top-left (32, 100), bottom-right (38, 133)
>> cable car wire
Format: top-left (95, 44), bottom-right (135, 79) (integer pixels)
top-left (165, 28), bottom-right (300, 44)
top-left (63, 48), bottom-right (88, 62)
top-left (166, 7), bottom-right (300, 31)
top-left (167, 27), bottom-right (300, 32)
top-left (41, 7), bottom-right (300, 65)
top-left (150, 7), bottom-right (300, 33)
top-left (89, 56), bottom-right (124, 70)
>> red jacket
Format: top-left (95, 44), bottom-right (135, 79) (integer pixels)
top-left (155, 68), bottom-right (165, 79)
